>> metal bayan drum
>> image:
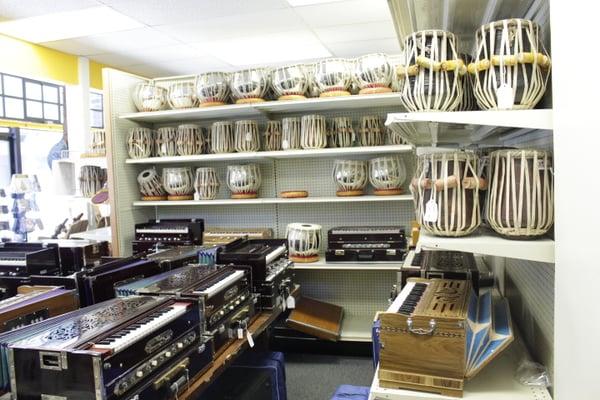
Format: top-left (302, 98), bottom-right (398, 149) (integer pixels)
top-left (155, 127), bottom-right (177, 157)
top-left (412, 151), bottom-right (484, 236)
top-left (177, 124), bottom-right (205, 155)
top-left (300, 115), bottom-right (327, 149)
top-left (332, 159), bottom-right (368, 196)
top-left (271, 64), bottom-right (308, 100)
top-left (398, 30), bottom-right (465, 111)
top-left (486, 149), bottom-right (553, 238)
top-left (359, 115), bottom-right (385, 146)
top-left (369, 156), bottom-right (406, 196)
top-left (137, 167), bottom-right (167, 201)
top-left (230, 68), bottom-right (270, 104)
top-left (286, 223), bottom-right (322, 263)
top-left (196, 72), bottom-right (230, 107)
top-left (194, 167), bottom-right (220, 200)
top-left (234, 120), bottom-right (260, 152)
top-left (328, 117), bottom-right (355, 148)
top-left (132, 82), bottom-right (168, 112)
top-left (162, 167), bottom-right (194, 201)
top-left (168, 81), bottom-right (197, 109)
top-left (354, 53), bottom-right (393, 95)
top-left (127, 127), bottom-right (154, 159)
top-left (226, 164), bottom-right (261, 199)
top-left (210, 121), bottom-right (234, 154)
top-left (469, 19), bottom-right (551, 110)
top-left (282, 117), bottom-right (301, 150)
top-left (314, 58), bottom-right (353, 97)
top-left (263, 120), bottom-right (282, 151)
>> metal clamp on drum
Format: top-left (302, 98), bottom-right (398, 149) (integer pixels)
top-left (407, 318), bottom-right (436, 335)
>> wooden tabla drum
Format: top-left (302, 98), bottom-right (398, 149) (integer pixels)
top-left (354, 53), bottom-right (393, 95)
top-left (162, 167), bottom-right (194, 201)
top-left (211, 121), bottom-right (234, 154)
top-left (90, 129), bottom-right (106, 156)
top-left (263, 120), bottom-right (282, 151)
top-left (196, 72), bottom-right (230, 107)
top-left (303, 63), bottom-right (321, 98)
top-left (127, 127), bottom-right (154, 159)
top-left (469, 19), bottom-right (551, 110)
top-left (314, 58), bottom-right (353, 97)
top-left (234, 120), bottom-right (260, 152)
top-left (301, 115), bottom-right (327, 149)
top-left (132, 82), bottom-right (167, 112)
top-left (486, 149), bottom-right (553, 238)
top-left (194, 167), bottom-right (220, 200)
top-left (137, 167), bottom-right (167, 201)
top-left (177, 124), bottom-right (205, 155)
top-left (155, 127), bottom-right (177, 157)
top-left (359, 116), bottom-right (385, 146)
top-left (227, 164), bottom-right (261, 199)
top-left (282, 117), bottom-right (301, 150)
top-left (332, 159), bottom-right (368, 196)
top-left (168, 81), bottom-right (197, 109)
top-left (328, 117), bottom-right (355, 148)
top-left (456, 54), bottom-right (478, 111)
top-left (398, 30), bottom-right (465, 111)
top-left (369, 156), bottom-right (406, 195)
top-left (287, 223), bottom-right (322, 263)
top-left (412, 151), bottom-right (483, 237)
top-left (79, 166), bottom-right (106, 198)
top-left (271, 64), bottom-right (308, 100)
top-left (230, 68), bottom-right (270, 104)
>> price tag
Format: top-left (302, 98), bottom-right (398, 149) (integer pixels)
top-left (246, 330), bottom-right (254, 348)
top-left (496, 83), bottom-right (514, 110)
top-left (245, 132), bottom-right (252, 141)
top-left (282, 140), bottom-right (289, 150)
top-left (237, 328), bottom-right (243, 339)
top-left (286, 295), bottom-right (296, 310)
top-left (424, 199), bottom-right (438, 222)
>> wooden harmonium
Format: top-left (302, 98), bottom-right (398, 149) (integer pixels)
top-left (217, 239), bottom-right (294, 310)
top-left (202, 227), bottom-right (273, 245)
top-left (132, 218), bottom-right (204, 254)
top-left (144, 245), bottom-right (219, 270)
top-left (116, 264), bottom-right (254, 354)
top-left (0, 242), bottom-right (60, 277)
top-left (326, 226), bottom-right (407, 262)
top-left (378, 278), bottom-right (513, 397)
top-left (37, 239), bottom-right (110, 274)
top-left (401, 250), bottom-right (494, 293)
top-left (8, 296), bottom-right (214, 400)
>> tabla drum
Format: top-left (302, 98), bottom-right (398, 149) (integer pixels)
top-left (196, 72), bottom-right (230, 107)
top-left (271, 64), bottom-right (308, 100)
top-left (303, 63), bottom-right (321, 98)
top-left (194, 167), bottom-right (220, 200)
top-left (300, 115), bottom-right (327, 149)
top-left (387, 126), bottom-right (408, 145)
top-left (127, 127), bottom-right (154, 159)
top-left (328, 117), bottom-right (355, 148)
top-left (162, 167), bottom-right (194, 201)
top-left (137, 167), bottom-right (167, 201)
top-left (282, 117), bottom-right (301, 150)
top-left (177, 124), bottom-right (205, 155)
top-left (286, 223), bottom-right (322, 263)
top-left (226, 164), bottom-right (261, 199)
top-left (412, 151), bottom-right (483, 237)
top-left (388, 54), bottom-right (404, 92)
top-left (155, 127), bottom-right (177, 157)
top-left (359, 116), bottom-right (385, 146)
top-left (90, 129), bottom-right (106, 156)
top-left (79, 166), bottom-right (107, 198)
top-left (132, 82), bottom-right (168, 112)
top-left (332, 159), bottom-right (368, 196)
top-left (211, 121), bottom-right (234, 154)
top-left (314, 58), bottom-right (353, 97)
top-left (230, 68), bottom-right (270, 104)
top-left (486, 149), bottom-right (553, 238)
top-left (168, 81), bottom-right (197, 109)
top-left (234, 120), bottom-right (260, 152)
top-left (369, 156), bottom-right (406, 195)
top-left (398, 30), bottom-right (465, 111)
top-left (354, 53), bottom-right (393, 95)
top-left (469, 19), bottom-right (551, 110)
top-left (263, 120), bottom-right (282, 151)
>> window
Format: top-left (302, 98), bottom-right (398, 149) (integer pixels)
top-left (0, 73), bottom-right (65, 125)
top-left (90, 91), bottom-right (103, 129)
top-left (0, 128), bottom-right (21, 189)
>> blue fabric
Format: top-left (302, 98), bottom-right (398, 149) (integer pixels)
top-left (330, 385), bottom-right (370, 400)
top-left (372, 319), bottom-right (381, 368)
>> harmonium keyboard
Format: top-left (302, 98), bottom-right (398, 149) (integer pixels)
top-left (115, 264), bottom-right (254, 354)
top-left (325, 226), bottom-right (407, 262)
top-left (202, 227), bottom-right (273, 245)
top-left (132, 218), bottom-right (204, 254)
top-left (8, 296), bottom-right (214, 400)
top-left (217, 239), bottom-right (294, 310)
top-left (37, 239), bottom-right (110, 274)
top-left (145, 245), bottom-right (220, 270)
top-left (377, 278), bottom-right (513, 397)
top-left (0, 242), bottom-right (60, 277)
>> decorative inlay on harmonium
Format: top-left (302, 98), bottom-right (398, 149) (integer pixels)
top-left (0, 242), bottom-right (60, 277)
top-left (202, 227), bottom-right (273, 245)
top-left (8, 296), bottom-right (213, 400)
top-left (378, 278), bottom-right (513, 397)
top-left (132, 218), bottom-right (204, 254)
top-left (326, 226), bottom-right (407, 262)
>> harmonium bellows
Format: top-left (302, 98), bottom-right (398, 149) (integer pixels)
top-left (326, 226), bottom-right (407, 262)
top-left (0, 242), bottom-right (60, 276)
top-left (378, 278), bottom-right (513, 397)
top-left (132, 218), bottom-right (204, 253)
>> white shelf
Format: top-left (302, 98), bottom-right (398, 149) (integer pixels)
top-left (340, 313), bottom-right (374, 342)
top-left (417, 230), bottom-right (554, 264)
top-left (125, 145), bottom-right (413, 164)
top-left (291, 256), bottom-right (403, 271)
top-left (133, 195), bottom-right (413, 207)
top-left (119, 93), bottom-right (403, 123)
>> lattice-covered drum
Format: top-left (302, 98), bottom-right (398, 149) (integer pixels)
top-left (168, 81), bottom-right (197, 109)
top-left (304, 63), bottom-right (321, 98)
top-left (369, 156), bottom-right (406, 195)
top-left (398, 30), bottom-right (465, 111)
top-left (227, 164), bottom-right (261, 199)
top-left (287, 223), bottom-right (322, 263)
top-left (456, 54), bottom-right (478, 111)
top-left (328, 117), bottom-right (355, 148)
top-left (137, 167), bottom-right (167, 201)
top-left (354, 53), bottom-right (393, 95)
top-left (176, 124), bottom-right (205, 156)
top-left (127, 127), bottom-right (154, 159)
top-left (271, 64), bottom-right (308, 101)
top-left (282, 117), bottom-right (301, 150)
top-left (263, 120), bottom-right (282, 151)
top-left (230, 68), bottom-right (270, 104)
top-left (412, 151), bottom-right (484, 236)
top-left (359, 115), bottom-right (385, 146)
top-left (155, 126), bottom-right (177, 157)
top-left (314, 58), bottom-right (353, 97)
top-left (300, 114), bottom-right (327, 149)
top-left (486, 149), bottom-right (553, 238)
top-left (196, 72), bottom-right (230, 107)
top-left (469, 19), bottom-right (551, 110)
top-left (194, 167), bottom-right (220, 200)
top-left (132, 82), bottom-right (168, 112)
top-left (162, 167), bottom-right (194, 201)
top-left (234, 120), bottom-right (260, 152)
top-left (79, 166), bottom-right (106, 198)
top-left (332, 159), bottom-right (368, 196)
top-left (210, 121), bottom-right (234, 154)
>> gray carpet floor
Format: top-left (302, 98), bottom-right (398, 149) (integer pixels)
top-left (284, 353), bottom-right (374, 400)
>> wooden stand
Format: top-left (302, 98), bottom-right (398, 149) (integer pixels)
top-left (280, 190), bottom-right (308, 198)
top-left (374, 188), bottom-right (402, 196)
top-left (199, 101), bottom-right (227, 107)
top-left (231, 192), bottom-right (258, 199)
top-left (336, 190), bottom-right (364, 197)
top-left (359, 86), bottom-right (393, 95)
top-left (320, 90), bottom-right (351, 98)
top-left (141, 195), bottom-right (168, 201)
top-left (278, 94), bottom-right (306, 101)
top-left (235, 98), bottom-right (266, 104)
top-left (167, 194), bottom-right (194, 201)
top-left (289, 254), bottom-right (320, 263)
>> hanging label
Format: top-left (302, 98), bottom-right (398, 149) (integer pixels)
top-left (537, 159), bottom-right (548, 170)
top-left (237, 328), bottom-right (244, 339)
top-left (286, 295), bottom-right (296, 310)
top-left (282, 139), bottom-right (289, 150)
top-left (496, 83), bottom-right (514, 110)
top-left (424, 199), bottom-right (438, 222)
top-left (245, 132), bottom-right (252, 141)
top-left (246, 330), bottom-right (254, 348)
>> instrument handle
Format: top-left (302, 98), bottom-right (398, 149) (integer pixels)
top-left (407, 317), bottom-right (436, 335)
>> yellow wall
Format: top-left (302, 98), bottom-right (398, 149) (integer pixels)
top-left (89, 60), bottom-right (106, 90)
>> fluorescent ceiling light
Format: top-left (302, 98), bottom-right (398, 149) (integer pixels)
top-left (286, 0), bottom-right (347, 6)
top-left (0, 6), bottom-right (143, 43)
top-left (201, 31), bottom-right (331, 66)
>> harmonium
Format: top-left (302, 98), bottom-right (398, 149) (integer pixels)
top-left (377, 278), bottom-right (513, 397)
top-left (115, 264), bottom-right (255, 354)
top-left (7, 296), bottom-right (213, 399)
top-left (0, 242), bottom-right (60, 277)
top-left (325, 226), bottom-right (407, 262)
top-left (37, 239), bottom-right (110, 274)
top-left (132, 218), bottom-right (204, 254)
top-left (144, 245), bottom-right (220, 270)
top-left (202, 227), bottom-right (272, 246)
top-left (217, 239), bottom-right (294, 310)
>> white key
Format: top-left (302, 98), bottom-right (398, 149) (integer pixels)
top-left (136, 228), bottom-right (188, 234)
top-left (265, 246), bottom-right (287, 265)
top-left (193, 270), bottom-right (244, 299)
top-left (0, 259), bottom-right (26, 266)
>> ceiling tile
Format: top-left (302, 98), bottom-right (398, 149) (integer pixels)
top-left (123, 63), bottom-right (176, 79)
top-left (314, 20), bottom-right (396, 44)
top-left (294, 0), bottom-right (392, 28)
top-left (326, 37), bottom-right (401, 58)
top-left (151, 56), bottom-right (236, 75)
top-left (87, 52), bottom-right (141, 68)
top-left (0, 0), bottom-right (99, 19)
